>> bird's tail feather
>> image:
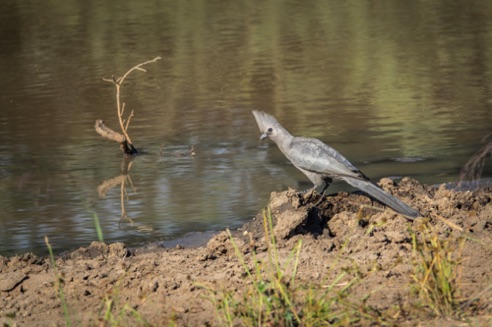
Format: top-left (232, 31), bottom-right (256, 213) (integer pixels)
top-left (342, 177), bottom-right (420, 220)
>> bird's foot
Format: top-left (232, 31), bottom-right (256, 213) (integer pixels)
top-left (300, 188), bottom-right (315, 203)
top-left (313, 194), bottom-right (326, 206)
top-left (300, 189), bottom-right (325, 206)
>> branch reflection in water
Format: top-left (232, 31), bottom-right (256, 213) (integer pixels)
top-left (97, 158), bottom-right (154, 233)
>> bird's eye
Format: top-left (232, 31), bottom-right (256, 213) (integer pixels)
top-left (267, 127), bottom-right (273, 133)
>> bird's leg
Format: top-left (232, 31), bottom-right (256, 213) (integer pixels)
top-left (314, 178), bottom-right (332, 206)
top-left (301, 187), bottom-right (317, 203)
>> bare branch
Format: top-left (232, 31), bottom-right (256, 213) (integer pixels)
top-left (97, 56), bottom-right (161, 155)
top-left (125, 110), bottom-right (134, 131)
top-left (113, 57), bottom-right (161, 149)
top-left (94, 120), bottom-right (125, 143)
top-left (117, 56), bottom-right (161, 86)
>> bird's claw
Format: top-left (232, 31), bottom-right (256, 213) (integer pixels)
top-left (300, 189), bottom-right (325, 206)
top-left (313, 195), bottom-right (326, 206)
top-left (300, 189), bottom-right (315, 202)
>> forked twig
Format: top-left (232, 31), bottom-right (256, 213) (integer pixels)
top-left (97, 56), bottom-right (161, 155)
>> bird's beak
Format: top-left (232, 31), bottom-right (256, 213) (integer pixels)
top-left (260, 133), bottom-right (268, 140)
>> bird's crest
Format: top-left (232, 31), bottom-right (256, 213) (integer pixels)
top-left (252, 110), bottom-right (281, 133)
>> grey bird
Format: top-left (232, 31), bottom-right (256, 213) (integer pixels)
top-left (252, 110), bottom-right (420, 220)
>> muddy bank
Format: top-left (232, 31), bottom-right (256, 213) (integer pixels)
top-left (0, 178), bottom-right (491, 326)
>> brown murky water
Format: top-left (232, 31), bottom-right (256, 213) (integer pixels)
top-left (1, 0), bottom-right (491, 255)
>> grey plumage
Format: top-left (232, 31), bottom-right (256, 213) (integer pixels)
top-left (252, 110), bottom-right (420, 220)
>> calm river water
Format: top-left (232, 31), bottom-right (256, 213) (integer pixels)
top-left (1, 1), bottom-right (491, 256)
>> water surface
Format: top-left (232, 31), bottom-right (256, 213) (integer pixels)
top-left (1, 1), bottom-right (492, 256)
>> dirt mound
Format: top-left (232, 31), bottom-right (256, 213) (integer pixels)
top-left (1, 178), bottom-right (491, 326)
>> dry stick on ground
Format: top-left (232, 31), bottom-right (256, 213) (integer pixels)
top-left (95, 56), bottom-right (162, 155)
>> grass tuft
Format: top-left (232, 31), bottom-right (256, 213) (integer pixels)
top-left (45, 235), bottom-right (72, 327)
top-left (97, 278), bottom-right (152, 327)
top-left (92, 211), bottom-right (104, 243)
top-left (98, 296), bottom-right (152, 327)
top-left (201, 208), bottom-right (390, 326)
top-left (409, 220), bottom-right (465, 317)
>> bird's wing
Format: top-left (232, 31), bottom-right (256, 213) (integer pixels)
top-left (287, 137), bottom-right (368, 180)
